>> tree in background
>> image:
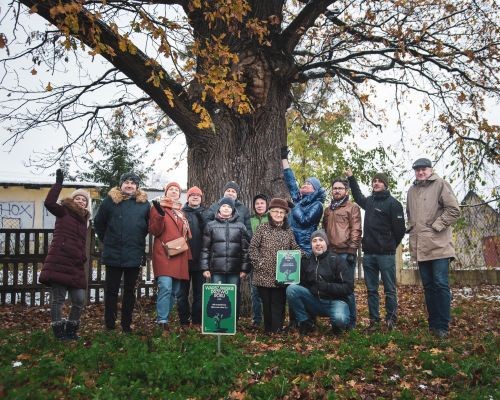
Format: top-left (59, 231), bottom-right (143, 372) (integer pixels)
top-left (77, 109), bottom-right (151, 197)
top-left (0, 1), bottom-right (498, 204)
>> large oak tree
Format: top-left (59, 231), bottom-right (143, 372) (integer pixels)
top-left (1, 0), bottom-right (498, 204)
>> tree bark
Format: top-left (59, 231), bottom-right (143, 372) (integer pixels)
top-left (188, 78), bottom-right (292, 207)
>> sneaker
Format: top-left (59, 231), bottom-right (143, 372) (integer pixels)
top-left (331, 326), bottom-right (344, 336)
top-left (433, 329), bottom-right (448, 339)
top-left (298, 320), bottom-right (315, 335)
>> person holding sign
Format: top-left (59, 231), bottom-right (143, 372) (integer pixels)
top-left (286, 230), bottom-right (353, 335)
top-left (249, 198), bottom-right (301, 333)
top-left (200, 197), bottom-right (250, 319)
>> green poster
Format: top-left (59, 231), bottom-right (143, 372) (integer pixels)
top-left (202, 283), bottom-right (237, 335)
top-left (276, 250), bottom-right (301, 284)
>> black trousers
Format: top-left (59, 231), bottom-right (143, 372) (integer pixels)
top-left (257, 286), bottom-right (287, 333)
top-left (105, 266), bottom-right (140, 331)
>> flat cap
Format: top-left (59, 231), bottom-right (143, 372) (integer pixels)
top-left (412, 158), bottom-right (432, 169)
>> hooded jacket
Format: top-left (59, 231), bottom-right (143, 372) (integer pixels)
top-left (300, 250), bottom-right (353, 301)
top-left (348, 176), bottom-right (406, 254)
top-left (94, 187), bottom-right (150, 267)
top-left (283, 168), bottom-right (326, 256)
top-left (205, 199), bottom-right (252, 233)
top-left (407, 173), bottom-right (460, 262)
top-left (200, 212), bottom-right (250, 274)
top-left (39, 183), bottom-right (90, 289)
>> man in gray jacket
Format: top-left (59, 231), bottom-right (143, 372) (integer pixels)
top-left (407, 158), bottom-right (460, 338)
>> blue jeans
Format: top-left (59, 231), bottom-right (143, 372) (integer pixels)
top-left (337, 253), bottom-right (357, 328)
top-left (211, 273), bottom-right (241, 319)
top-left (157, 276), bottom-right (181, 324)
top-left (250, 272), bottom-right (263, 324)
top-left (286, 284), bottom-right (349, 330)
top-left (177, 270), bottom-right (204, 325)
top-left (363, 254), bottom-right (397, 323)
top-left (418, 258), bottom-right (451, 332)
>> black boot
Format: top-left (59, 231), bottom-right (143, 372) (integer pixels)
top-left (51, 321), bottom-right (66, 340)
top-left (65, 320), bottom-right (80, 340)
top-left (298, 319), bottom-right (315, 335)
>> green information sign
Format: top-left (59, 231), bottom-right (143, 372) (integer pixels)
top-left (202, 283), bottom-right (237, 335)
top-left (276, 250), bottom-right (301, 284)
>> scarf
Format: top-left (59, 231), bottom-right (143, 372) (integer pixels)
top-left (160, 197), bottom-right (192, 239)
top-left (329, 195), bottom-right (348, 210)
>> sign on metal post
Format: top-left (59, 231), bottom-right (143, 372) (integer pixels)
top-left (202, 283), bottom-right (237, 335)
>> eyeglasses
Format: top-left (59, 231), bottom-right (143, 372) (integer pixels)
top-left (270, 210), bottom-right (286, 215)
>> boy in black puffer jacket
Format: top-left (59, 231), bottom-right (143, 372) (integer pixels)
top-left (200, 197), bottom-right (250, 319)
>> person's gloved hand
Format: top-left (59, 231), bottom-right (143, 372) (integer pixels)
top-left (152, 200), bottom-right (165, 216)
top-left (56, 169), bottom-right (64, 184)
top-left (274, 280), bottom-right (286, 288)
top-left (280, 146), bottom-right (290, 160)
top-left (346, 254), bottom-right (355, 264)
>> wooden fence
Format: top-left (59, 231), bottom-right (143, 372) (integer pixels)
top-left (0, 228), bottom-right (156, 306)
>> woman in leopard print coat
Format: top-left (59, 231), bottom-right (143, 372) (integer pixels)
top-left (249, 198), bottom-right (301, 333)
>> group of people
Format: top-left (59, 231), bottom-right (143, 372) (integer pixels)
top-left (39, 148), bottom-right (460, 341)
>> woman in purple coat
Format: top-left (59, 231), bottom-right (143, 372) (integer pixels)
top-left (39, 169), bottom-right (91, 340)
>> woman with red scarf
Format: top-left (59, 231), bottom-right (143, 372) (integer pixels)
top-left (149, 182), bottom-right (191, 331)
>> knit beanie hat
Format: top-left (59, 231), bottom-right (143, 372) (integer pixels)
top-left (187, 186), bottom-right (203, 198)
top-left (223, 181), bottom-right (240, 196)
top-left (164, 181), bottom-right (182, 195)
top-left (372, 173), bottom-right (389, 188)
top-left (119, 171), bottom-right (141, 186)
top-left (218, 196), bottom-right (235, 210)
top-left (305, 177), bottom-right (321, 191)
top-left (253, 194), bottom-right (268, 210)
top-left (311, 229), bottom-right (329, 246)
top-left (71, 189), bottom-right (90, 207)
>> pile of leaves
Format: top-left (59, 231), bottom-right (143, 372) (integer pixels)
top-left (1, 285), bottom-right (498, 399)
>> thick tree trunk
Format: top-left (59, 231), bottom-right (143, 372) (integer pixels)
top-left (187, 79), bottom-right (291, 208)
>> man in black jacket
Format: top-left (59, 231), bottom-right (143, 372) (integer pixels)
top-left (286, 230), bottom-right (353, 335)
top-left (94, 171), bottom-right (150, 333)
top-left (178, 186), bottom-right (206, 328)
top-left (346, 168), bottom-right (405, 331)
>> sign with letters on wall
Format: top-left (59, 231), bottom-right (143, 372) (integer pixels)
top-left (0, 202), bottom-right (35, 229)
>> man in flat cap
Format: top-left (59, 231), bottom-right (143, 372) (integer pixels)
top-left (407, 158), bottom-right (460, 339)
top-left (346, 168), bottom-right (406, 332)
top-left (94, 171), bottom-right (150, 333)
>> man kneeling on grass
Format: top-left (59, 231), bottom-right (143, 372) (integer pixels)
top-left (286, 230), bottom-right (353, 335)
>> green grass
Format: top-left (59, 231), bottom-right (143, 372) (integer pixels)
top-left (3, 325), bottom-right (497, 399)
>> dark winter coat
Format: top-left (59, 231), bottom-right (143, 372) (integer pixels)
top-left (205, 200), bottom-right (252, 233)
top-left (249, 219), bottom-right (300, 287)
top-left (149, 205), bottom-right (190, 280)
top-left (283, 168), bottom-right (326, 256)
top-left (200, 213), bottom-right (250, 275)
top-left (182, 204), bottom-right (206, 271)
top-left (94, 187), bottom-right (150, 267)
top-left (300, 250), bottom-right (353, 302)
top-left (39, 183), bottom-right (90, 289)
top-left (348, 176), bottom-right (406, 255)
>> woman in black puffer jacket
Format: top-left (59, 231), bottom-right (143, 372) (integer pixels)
top-left (200, 197), bottom-right (250, 318)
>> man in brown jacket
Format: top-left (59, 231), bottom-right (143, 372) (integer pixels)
top-left (323, 178), bottom-right (362, 329)
top-left (407, 158), bottom-right (460, 338)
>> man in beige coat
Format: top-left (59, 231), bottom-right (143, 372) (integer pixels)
top-left (407, 158), bottom-right (460, 338)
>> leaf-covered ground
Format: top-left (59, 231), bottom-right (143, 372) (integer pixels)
top-left (1, 284), bottom-right (498, 399)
